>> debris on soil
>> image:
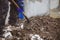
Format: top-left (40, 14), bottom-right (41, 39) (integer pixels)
top-left (2, 16), bottom-right (60, 40)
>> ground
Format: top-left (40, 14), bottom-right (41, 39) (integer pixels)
top-left (1, 16), bottom-right (60, 40)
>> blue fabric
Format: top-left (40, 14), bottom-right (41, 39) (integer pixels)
top-left (17, 8), bottom-right (24, 19)
top-left (18, 12), bottom-right (24, 19)
top-left (17, 8), bottom-right (23, 13)
top-left (17, 0), bottom-right (24, 19)
top-left (17, 0), bottom-right (24, 11)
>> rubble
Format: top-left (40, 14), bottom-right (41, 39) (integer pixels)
top-left (2, 16), bottom-right (60, 40)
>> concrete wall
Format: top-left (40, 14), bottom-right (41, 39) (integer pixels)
top-left (50, 0), bottom-right (59, 9)
top-left (24, 0), bottom-right (59, 18)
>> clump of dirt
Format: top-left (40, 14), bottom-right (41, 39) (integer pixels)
top-left (5, 16), bottom-right (60, 40)
top-left (23, 16), bottom-right (59, 40)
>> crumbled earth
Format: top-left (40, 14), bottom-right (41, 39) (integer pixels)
top-left (2, 16), bottom-right (60, 40)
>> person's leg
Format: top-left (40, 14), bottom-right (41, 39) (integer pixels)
top-left (0, 0), bottom-right (8, 36)
top-left (9, 1), bottom-right (18, 26)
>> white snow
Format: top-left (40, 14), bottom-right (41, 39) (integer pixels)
top-left (5, 2), bottom-right (11, 25)
top-left (3, 25), bottom-right (12, 32)
top-left (30, 34), bottom-right (43, 40)
top-left (3, 25), bottom-right (12, 38)
top-left (3, 32), bottom-right (12, 38)
top-left (20, 23), bottom-right (24, 29)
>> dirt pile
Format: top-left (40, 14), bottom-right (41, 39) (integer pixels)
top-left (5, 16), bottom-right (60, 40)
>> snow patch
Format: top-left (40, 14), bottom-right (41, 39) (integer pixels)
top-left (3, 25), bottom-right (12, 38)
top-left (3, 32), bottom-right (12, 38)
top-left (3, 25), bottom-right (12, 32)
top-left (5, 2), bottom-right (11, 25)
top-left (20, 23), bottom-right (24, 29)
top-left (30, 34), bottom-right (43, 40)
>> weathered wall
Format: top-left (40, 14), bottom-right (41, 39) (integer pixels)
top-left (50, 0), bottom-right (59, 9)
top-left (24, 0), bottom-right (49, 18)
top-left (24, 0), bottom-right (59, 18)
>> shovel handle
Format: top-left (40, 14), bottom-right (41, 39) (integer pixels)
top-left (11, 0), bottom-right (30, 23)
top-left (11, 0), bottom-right (20, 8)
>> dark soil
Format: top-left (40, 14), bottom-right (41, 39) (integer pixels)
top-left (5, 16), bottom-right (60, 40)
